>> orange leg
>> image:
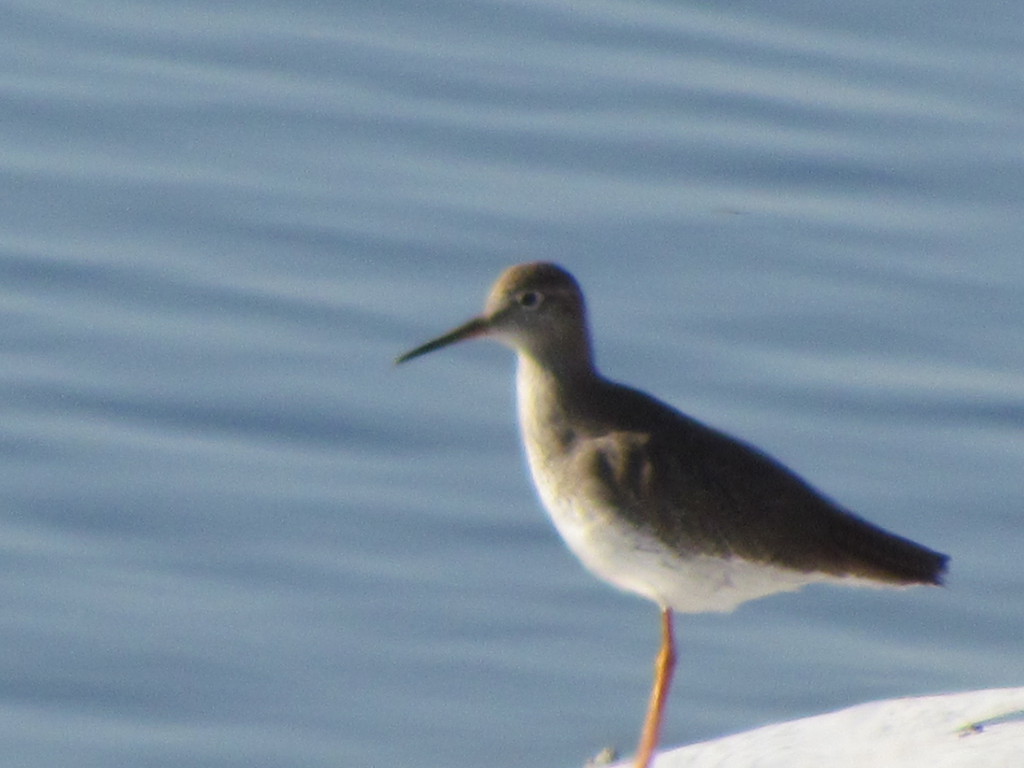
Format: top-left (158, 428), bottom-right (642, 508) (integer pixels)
top-left (634, 607), bottom-right (676, 768)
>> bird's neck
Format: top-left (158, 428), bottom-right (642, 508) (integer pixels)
top-left (515, 350), bottom-right (597, 459)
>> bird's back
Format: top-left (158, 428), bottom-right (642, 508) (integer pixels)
top-left (552, 378), bottom-right (948, 588)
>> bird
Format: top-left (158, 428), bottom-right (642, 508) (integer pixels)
top-left (396, 262), bottom-right (948, 768)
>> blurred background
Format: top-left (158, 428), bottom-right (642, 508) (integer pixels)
top-left (2, 1), bottom-right (1022, 766)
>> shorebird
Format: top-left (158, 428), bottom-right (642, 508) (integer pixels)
top-left (396, 262), bottom-right (948, 768)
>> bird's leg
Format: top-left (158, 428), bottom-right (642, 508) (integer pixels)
top-left (634, 607), bottom-right (676, 768)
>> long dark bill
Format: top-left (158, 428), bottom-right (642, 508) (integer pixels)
top-left (395, 317), bottom-right (489, 364)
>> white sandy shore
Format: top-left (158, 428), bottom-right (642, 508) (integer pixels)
top-left (601, 687), bottom-right (1024, 768)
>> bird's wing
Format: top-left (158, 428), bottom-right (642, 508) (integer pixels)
top-left (572, 418), bottom-right (946, 583)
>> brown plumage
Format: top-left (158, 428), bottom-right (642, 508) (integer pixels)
top-left (398, 261), bottom-right (948, 768)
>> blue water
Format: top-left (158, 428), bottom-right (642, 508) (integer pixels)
top-left (2, 1), bottom-right (1022, 766)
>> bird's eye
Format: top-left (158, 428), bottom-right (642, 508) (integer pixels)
top-left (517, 291), bottom-right (543, 310)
